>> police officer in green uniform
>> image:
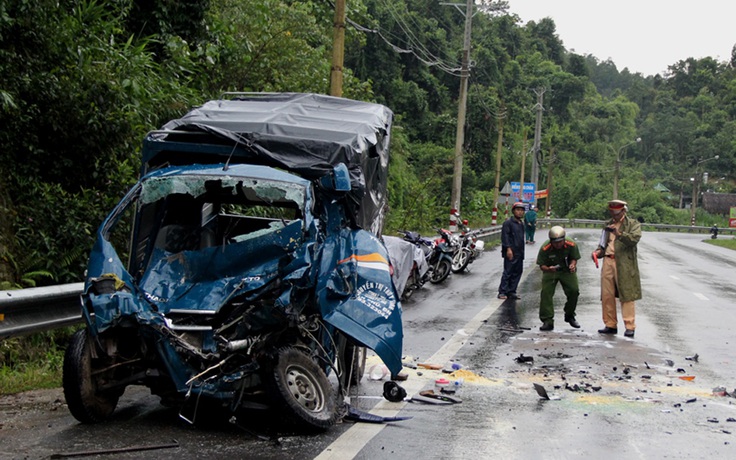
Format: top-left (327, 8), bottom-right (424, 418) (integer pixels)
top-left (537, 226), bottom-right (581, 331)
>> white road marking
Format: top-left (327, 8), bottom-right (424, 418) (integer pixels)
top-left (314, 297), bottom-right (506, 460)
top-left (693, 293), bottom-right (709, 301)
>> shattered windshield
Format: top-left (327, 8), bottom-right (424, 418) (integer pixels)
top-left (140, 175), bottom-right (307, 208)
top-left (113, 173), bottom-right (309, 278)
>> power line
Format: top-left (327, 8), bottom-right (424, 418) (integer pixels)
top-left (330, 0), bottom-right (463, 76)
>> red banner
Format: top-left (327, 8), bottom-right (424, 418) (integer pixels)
top-left (534, 189), bottom-right (548, 199)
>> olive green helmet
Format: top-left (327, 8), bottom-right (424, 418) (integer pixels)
top-left (549, 226), bottom-right (566, 242)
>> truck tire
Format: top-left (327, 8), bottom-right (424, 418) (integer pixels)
top-left (63, 329), bottom-right (121, 423)
top-left (270, 347), bottom-right (338, 431)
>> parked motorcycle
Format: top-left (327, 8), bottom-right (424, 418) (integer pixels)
top-left (399, 229), bottom-right (454, 284)
top-left (452, 218), bottom-right (484, 273)
top-left (383, 235), bottom-right (428, 301)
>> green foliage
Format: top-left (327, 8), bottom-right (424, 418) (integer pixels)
top-left (1, 0), bottom-right (736, 291)
top-left (704, 238), bottom-right (736, 250)
top-left (0, 328), bottom-right (77, 394)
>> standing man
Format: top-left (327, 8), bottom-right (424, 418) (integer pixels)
top-left (592, 199), bottom-right (642, 338)
top-left (537, 226), bottom-right (580, 331)
top-left (524, 204), bottom-right (538, 244)
top-left (498, 202), bottom-right (526, 300)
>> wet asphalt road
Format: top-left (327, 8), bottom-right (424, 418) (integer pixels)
top-left (1, 229), bottom-right (735, 459)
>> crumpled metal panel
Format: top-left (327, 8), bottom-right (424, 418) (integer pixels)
top-left (316, 228), bottom-right (403, 375)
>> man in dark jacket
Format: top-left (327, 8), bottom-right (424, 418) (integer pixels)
top-left (498, 202), bottom-right (526, 299)
top-left (591, 199), bottom-right (642, 338)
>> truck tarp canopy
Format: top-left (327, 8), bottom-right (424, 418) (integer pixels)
top-left (143, 93), bottom-right (393, 236)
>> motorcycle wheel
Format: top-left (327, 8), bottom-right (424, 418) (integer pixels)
top-left (430, 258), bottom-right (452, 284)
top-left (401, 285), bottom-right (414, 301)
top-left (342, 341), bottom-right (367, 386)
top-left (451, 248), bottom-right (471, 273)
top-left (270, 347), bottom-right (338, 431)
top-left (63, 329), bottom-right (121, 423)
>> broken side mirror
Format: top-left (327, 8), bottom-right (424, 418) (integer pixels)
top-left (319, 163), bottom-right (351, 192)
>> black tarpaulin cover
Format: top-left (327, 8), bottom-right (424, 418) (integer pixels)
top-left (144, 93), bottom-right (393, 236)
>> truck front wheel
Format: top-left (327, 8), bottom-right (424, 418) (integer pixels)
top-left (63, 329), bottom-right (121, 423)
top-left (270, 347), bottom-right (339, 431)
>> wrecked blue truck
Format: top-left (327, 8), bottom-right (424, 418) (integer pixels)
top-left (63, 93), bottom-right (403, 431)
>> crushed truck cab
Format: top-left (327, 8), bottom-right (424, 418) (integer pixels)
top-left (64, 93), bottom-right (402, 431)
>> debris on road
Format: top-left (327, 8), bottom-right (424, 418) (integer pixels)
top-left (534, 383), bottom-right (550, 400)
top-left (383, 382), bottom-right (407, 402)
top-left (50, 440), bottom-right (180, 458)
top-left (344, 405), bottom-right (412, 423)
top-left (418, 363), bottom-right (443, 370)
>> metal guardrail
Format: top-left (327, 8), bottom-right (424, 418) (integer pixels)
top-left (1, 220), bottom-right (733, 340)
top-left (477, 218), bottom-right (736, 235)
top-left (0, 282), bottom-right (84, 339)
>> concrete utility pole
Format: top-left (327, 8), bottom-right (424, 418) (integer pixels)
top-left (329, 0), bottom-right (346, 97)
top-left (531, 87), bottom-right (545, 204)
top-left (519, 130), bottom-right (528, 202)
top-left (491, 109), bottom-right (505, 226)
top-left (545, 148), bottom-right (555, 218)
top-left (447, 0), bottom-right (473, 230)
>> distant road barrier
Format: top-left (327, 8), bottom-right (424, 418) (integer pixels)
top-left (1, 220), bottom-right (733, 340)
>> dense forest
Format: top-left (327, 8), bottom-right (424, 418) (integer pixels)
top-left (1, 0), bottom-right (735, 288)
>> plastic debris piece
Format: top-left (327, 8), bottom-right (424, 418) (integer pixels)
top-left (345, 405), bottom-right (412, 423)
top-left (417, 363), bottom-right (443, 370)
top-left (434, 377), bottom-right (450, 393)
top-left (368, 364), bottom-right (389, 380)
top-left (419, 390), bottom-right (462, 404)
top-left (451, 362), bottom-right (463, 370)
top-left (713, 386), bottom-right (728, 397)
top-left (685, 354), bottom-right (699, 362)
top-left (410, 391), bottom-right (456, 405)
top-left (515, 354), bottom-right (534, 364)
top-left (383, 381), bottom-right (407, 402)
top-left (679, 376), bottom-right (696, 381)
top-left (534, 383), bottom-right (550, 400)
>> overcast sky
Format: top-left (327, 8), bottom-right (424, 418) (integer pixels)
top-left (506, 0), bottom-right (736, 76)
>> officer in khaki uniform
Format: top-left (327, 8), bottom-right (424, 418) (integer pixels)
top-left (592, 199), bottom-right (642, 338)
top-left (536, 226), bottom-right (581, 331)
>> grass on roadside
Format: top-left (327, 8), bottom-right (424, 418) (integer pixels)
top-left (703, 237), bottom-right (736, 250)
top-left (0, 327), bottom-right (78, 395)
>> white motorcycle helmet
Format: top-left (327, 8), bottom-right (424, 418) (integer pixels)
top-left (549, 226), bottom-right (566, 243)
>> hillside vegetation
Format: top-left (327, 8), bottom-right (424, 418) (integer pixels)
top-left (1, 0), bottom-right (735, 288)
